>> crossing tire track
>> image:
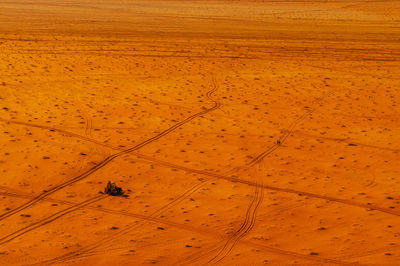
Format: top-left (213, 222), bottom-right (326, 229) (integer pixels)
top-left (0, 83), bottom-right (220, 223)
top-left (0, 195), bottom-right (107, 246)
top-left (4, 189), bottom-right (358, 266)
top-left (196, 91), bottom-right (333, 264)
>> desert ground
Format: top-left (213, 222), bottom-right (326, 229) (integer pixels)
top-left (0, 0), bottom-right (399, 265)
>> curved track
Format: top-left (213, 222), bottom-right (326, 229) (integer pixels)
top-left (0, 188), bottom-right (359, 266)
top-left (0, 82), bottom-right (220, 223)
top-left (40, 91), bottom-right (334, 265)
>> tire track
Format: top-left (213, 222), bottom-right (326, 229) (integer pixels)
top-left (179, 174), bottom-right (264, 265)
top-left (0, 117), bottom-right (117, 151)
top-left (33, 121), bottom-right (257, 265)
top-left (0, 189), bottom-right (212, 236)
top-left (239, 239), bottom-right (362, 266)
top-left (72, 88), bottom-right (106, 159)
top-left (176, 89), bottom-right (357, 265)
top-left (38, 162), bottom-right (234, 266)
top-left (250, 90), bottom-right (332, 166)
top-left (11, 86), bottom-right (400, 265)
top-left (52, 91), bottom-right (329, 265)
top-left (0, 195), bottom-right (107, 246)
top-left (36, 181), bottom-right (214, 265)
top-left (0, 187), bottom-right (265, 247)
top-left (335, 244), bottom-right (397, 261)
top-left (45, 156), bottom-right (264, 265)
top-left (68, 237), bottom-right (360, 266)
top-left (208, 176), bottom-right (264, 264)
top-left (1, 111), bottom-right (398, 218)
top-left (2, 85), bottom-right (398, 258)
top-left (0, 188), bottom-right (358, 266)
top-left (198, 92), bottom-right (332, 263)
top-left (0, 82), bottom-right (220, 223)
top-left (73, 92), bottom-right (93, 139)
top-left (133, 143), bottom-right (400, 218)
top-left (365, 173), bottom-right (377, 188)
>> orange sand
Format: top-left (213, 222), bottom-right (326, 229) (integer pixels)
top-left (0, 0), bottom-right (399, 265)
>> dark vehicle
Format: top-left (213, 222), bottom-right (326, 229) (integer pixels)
top-left (105, 181), bottom-right (124, 196)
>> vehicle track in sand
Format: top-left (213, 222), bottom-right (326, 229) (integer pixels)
top-left (207, 175), bottom-right (264, 264)
top-left (74, 94), bottom-right (93, 140)
top-left (2, 111), bottom-right (397, 156)
top-left (2, 85), bottom-right (365, 266)
top-left (0, 186), bottom-right (289, 259)
top-left (0, 81), bottom-right (220, 223)
top-left (34, 180), bottom-right (223, 265)
top-left (335, 243), bottom-right (398, 261)
top-left (38, 149), bottom-right (270, 263)
top-left (0, 186), bottom-right (284, 241)
top-left (177, 90), bottom-right (333, 264)
top-left (3, 183), bottom-right (357, 266)
top-left (70, 88), bottom-right (105, 171)
top-left (178, 173), bottom-right (265, 265)
top-left (1, 84), bottom-right (397, 265)
top-left (37, 89), bottom-right (334, 265)
top-left (0, 194), bottom-right (107, 246)
top-left (1, 113), bottom-right (398, 218)
top-left (0, 186), bottom-right (361, 266)
top-left (0, 117), bottom-right (117, 151)
top-left (1, 85), bottom-right (397, 228)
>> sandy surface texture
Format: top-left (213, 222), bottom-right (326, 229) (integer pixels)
top-left (0, 0), bottom-right (399, 265)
